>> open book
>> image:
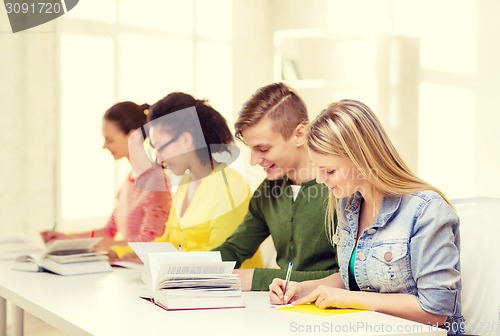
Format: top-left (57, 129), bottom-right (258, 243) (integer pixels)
top-left (141, 251), bottom-right (244, 310)
top-left (0, 233), bottom-right (43, 260)
top-left (12, 237), bottom-right (112, 275)
top-left (110, 242), bottom-right (179, 270)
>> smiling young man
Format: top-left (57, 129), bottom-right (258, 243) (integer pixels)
top-left (213, 82), bottom-right (339, 291)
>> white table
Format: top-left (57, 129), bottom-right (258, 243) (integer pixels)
top-left (0, 262), bottom-right (446, 336)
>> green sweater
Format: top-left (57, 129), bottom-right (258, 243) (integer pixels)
top-left (213, 177), bottom-right (339, 291)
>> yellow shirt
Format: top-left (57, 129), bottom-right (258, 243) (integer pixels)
top-left (114, 164), bottom-right (263, 268)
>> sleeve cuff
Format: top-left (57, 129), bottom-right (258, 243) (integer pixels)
top-left (251, 268), bottom-right (286, 291)
top-left (418, 287), bottom-right (458, 317)
top-left (251, 268), bottom-right (338, 291)
top-left (110, 245), bottom-right (133, 259)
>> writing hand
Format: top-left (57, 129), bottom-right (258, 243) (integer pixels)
top-left (268, 278), bottom-right (302, 305)
top-left (40, 231), bottom-right (67, 243)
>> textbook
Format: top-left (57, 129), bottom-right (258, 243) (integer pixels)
top-left (0, 234), bottom-right (43, 260)
top-left (110, 242), bottom-right (179, 270)
top-left (12, 237), bottom-right (112, 275)
top-left (140, 251), bottom-right (244, 310)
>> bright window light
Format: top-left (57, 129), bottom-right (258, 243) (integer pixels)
top-left (118, 34), bottom-right (194, 103)
top-left (59, 34), bottom-right (115, 222)
top-left (64, 0), bottom-right (116, 24)
top-left (119, 0), bottom-right (194, 33)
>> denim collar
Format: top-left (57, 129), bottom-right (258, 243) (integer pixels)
top-left (343, 191), bottom-right (402, 228)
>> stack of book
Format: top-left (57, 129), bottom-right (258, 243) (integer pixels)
top-left (12, 237), bottom-right (112, 275)
top-left (139, 251), bottom-right (244, 310)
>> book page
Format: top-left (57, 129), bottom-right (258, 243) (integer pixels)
top-left (41, 257), bottom-right (112, 275)
top-left (146, 252), bottom-right (224, 293)
top-left (158, 261), bottom-right (236, 277)
top-left (159, 275), bottom-right (240, 290)
top-left (111, 260), bottom-right (144, 270)
top-left (47, 254), bottom-right (109, 264)
top-left (46, 251), bottom-right (107, 260)
top-left (14, 251), bottom-right (45, 266)
top-left (149, 251), bottom-right (221, 263)
top-left (128, 242), bottom-right (178, 264)
top-left (0, 234), bottom-right (44, 260)
top-left (0, 243), bottom-right (43, 261)
top-left (45, 237), bottom-right (102, 254)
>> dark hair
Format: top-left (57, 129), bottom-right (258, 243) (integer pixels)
top-left (148, 92), bottom-right (233, 165)
top-left (103, 101), bottom-right (149, 134)
top-left (234, 82), bottom-right (308, 141)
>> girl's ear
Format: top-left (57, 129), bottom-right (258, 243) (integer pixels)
top-left (179, 132), bottom-right (194, 151)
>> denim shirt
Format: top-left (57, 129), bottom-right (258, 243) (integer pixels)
top-left (335, 191), bottom-right (465, 334)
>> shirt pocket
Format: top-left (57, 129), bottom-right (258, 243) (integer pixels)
top-left (368, 240), bottom-right (411, 292)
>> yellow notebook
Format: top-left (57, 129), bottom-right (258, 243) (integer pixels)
top-left (278, 304), bottom-right (365, 316)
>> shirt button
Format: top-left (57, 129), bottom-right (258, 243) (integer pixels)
top-left (384, 251), bottom-right (393, 262)
top-left (332, 234), bottom-right (340, 244)
top-left (357, 251), bottom-right (366, 261)
top-left (367, 228), bottom-right (377, 235)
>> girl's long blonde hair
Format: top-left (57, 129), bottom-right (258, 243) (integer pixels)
top-left (307, 99), bottom-right (451, 243)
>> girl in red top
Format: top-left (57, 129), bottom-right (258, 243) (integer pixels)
top-left (41, 102), bottom-right (172, 246)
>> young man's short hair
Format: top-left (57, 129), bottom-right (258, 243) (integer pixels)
top-left (234, 82), bottom-right (308, 141)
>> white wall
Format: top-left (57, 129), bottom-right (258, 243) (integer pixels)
top-left (269, 0), bottom-right (500, 199)
top-left (0, 0), bottom-right (274, 237)
top-left (475, 0), bottom-right (500, 197)
top-left (0, 16), bottom-right (57, 237)
top-left (232, 0), bottom-right (273, 189)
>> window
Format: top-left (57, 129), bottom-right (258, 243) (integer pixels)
top-left (57, 0), bottom-right (233, 231)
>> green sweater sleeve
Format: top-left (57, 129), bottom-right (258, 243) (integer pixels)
top-left (215, 178), bottom-right (339, 291)
top-left (213, 192), bottom-right (270, 268)
top-left (251, 268), bottom-right (337, 291)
